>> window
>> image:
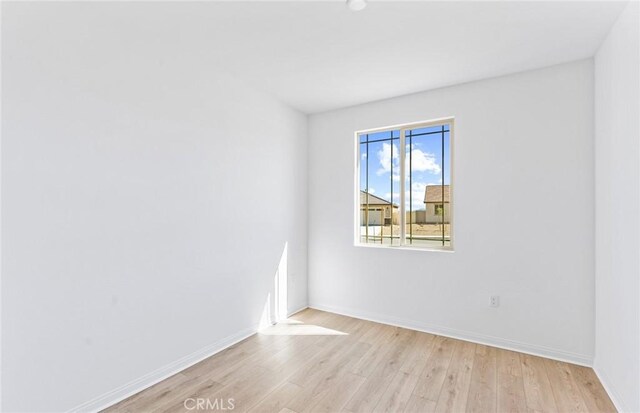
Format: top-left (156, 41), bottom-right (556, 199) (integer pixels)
top-left (356, 118), bottom-right (453, 250)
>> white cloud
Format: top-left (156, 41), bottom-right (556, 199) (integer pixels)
top-left (409, 148), bottom-right (441, 175)
top-left (369, 188), bottom-right (375, 194)
top-left (396, 182), bottom-right (441, 211)
top-left (381, 182), bottom-right (445, 211)
top-left (406, 182), bottom-right (428, 211)
top-left (383, 182), bottom-right (436, 210)
top-left (377, 143), bottom-right (399, 176)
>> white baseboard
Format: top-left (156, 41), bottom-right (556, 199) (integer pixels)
top-left (287, 305), bottom-right (309, 317)
top-left (69, 304), bottom-right (311, 413)
top-left (68, 324), bottom-right (259, 413)
top-left (68, 302), bottom-right (596, 412)
top-left (593, 365), bottom-right (629, 413)
top-left (309, 302), bottom-right (593, 367)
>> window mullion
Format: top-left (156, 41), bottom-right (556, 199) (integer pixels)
top-left (441, 125), bottom-right (445, 246)
top-left (399, 129), bottom-right (406, 246)
top-left (365, 135), bottom-right (369, 243)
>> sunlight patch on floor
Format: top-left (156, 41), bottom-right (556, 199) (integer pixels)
top-left (259, 321), bottom-right (348, 336)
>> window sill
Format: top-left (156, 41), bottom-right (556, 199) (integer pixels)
top-left (354, 243), bottom-right (454, 253)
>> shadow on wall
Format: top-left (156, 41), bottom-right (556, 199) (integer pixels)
top-left (257, 243), bottom-right (347, 336)
top-left (259, 242), bottom-right (289, 330)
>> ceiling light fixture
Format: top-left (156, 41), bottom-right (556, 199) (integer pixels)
top-left (347, 0), bottom-right (367, 12)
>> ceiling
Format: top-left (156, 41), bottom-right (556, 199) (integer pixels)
top-left (179, 0), bottom-right (627, 113)
top-left (6, 1), bottom-right (628, 114)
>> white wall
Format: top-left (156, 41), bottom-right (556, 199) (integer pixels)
top-left (1, 3), bottom-right (307, 412)
top-left (594, 2), bottom-right (640, 411)
top-left (308, 60), bottom-right (595, 364)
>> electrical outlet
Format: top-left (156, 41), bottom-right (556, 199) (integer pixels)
top-left (490, 295), bottom-right (500, 307)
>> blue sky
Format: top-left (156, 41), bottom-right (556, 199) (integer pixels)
top-left (360, 125), bottom-right (450, 211)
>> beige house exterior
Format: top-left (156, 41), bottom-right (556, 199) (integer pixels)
top-left (360, 191), bottom-right (398, 226)
top-left (423, 185), bottom-right (450, 224)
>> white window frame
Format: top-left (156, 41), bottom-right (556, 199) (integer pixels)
top-left (354, 117), bottom-right (455, 252)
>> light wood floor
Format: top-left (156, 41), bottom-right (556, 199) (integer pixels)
top-left (104, 309), bottom-right (616, 413)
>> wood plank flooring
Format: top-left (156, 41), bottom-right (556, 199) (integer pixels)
top-left (103, 309), bottom-right (616, 413)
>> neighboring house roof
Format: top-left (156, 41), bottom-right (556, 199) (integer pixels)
top-left (360, 191), bottom-right (398, 208)
top-left (424, 185), bottom-right (450, 203)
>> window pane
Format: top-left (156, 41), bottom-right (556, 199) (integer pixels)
top-left (359, 131), bottom-right (400, 245)
top-left (359, 121), bottom-right (451, 249)
top-left (404, 124), bottom-right (451, 247)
